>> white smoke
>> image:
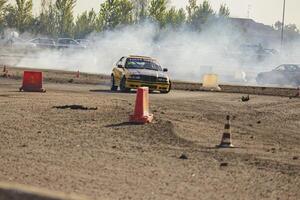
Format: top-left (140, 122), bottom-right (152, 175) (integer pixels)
top-left (1, 21), bottom-right (300, 85)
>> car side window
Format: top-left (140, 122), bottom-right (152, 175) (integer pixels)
top-left (275, 65), bottom-right (285, 71)
top-left (288, 65), bottom-right (299, 72)
top-left (70, 40), bottom-right (77, 45)
top-left (117, 57), bottom-right (125, 67)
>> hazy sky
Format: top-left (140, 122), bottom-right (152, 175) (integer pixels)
top-left (9, 0), bottom-right (300, 28)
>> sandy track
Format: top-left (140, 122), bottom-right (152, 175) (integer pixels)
top-left (0, 78), bottom-right (300, 200)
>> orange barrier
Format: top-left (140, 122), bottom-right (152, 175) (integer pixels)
top-left (0, 182), bottom-right (88, 200)
top-left (217, 115), bottom-right (234, 148)
top-left (20, 71), bottom-right (46, 92)
top-left (201, 74), bottom-right (221, 91)
top-left (130, 87), bottom-right (153, 124)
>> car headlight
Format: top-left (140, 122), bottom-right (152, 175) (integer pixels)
top-left (157, 77), bottom-right (167, 82)
top-left (130, 75), bottom-right (141, 80)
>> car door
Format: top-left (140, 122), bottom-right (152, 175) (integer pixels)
top-left (114, 57), bottom-right (126, 85)
top-left (287, 65), bottom-right (300, 85)
top-left (279, 64), bottom-right (297, 85)
top-left (270, 65), bottom-right (287, 84)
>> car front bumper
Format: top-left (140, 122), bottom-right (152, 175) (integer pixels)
top-left (126, 79), bottom-right (170, 91)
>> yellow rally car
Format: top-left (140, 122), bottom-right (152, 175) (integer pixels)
top-left (111, 55), bottom-right (171, 93)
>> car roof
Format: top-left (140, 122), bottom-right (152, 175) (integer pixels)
top-left (281, 64), bottom-right (300, 65)
top-left (58, 38), bottom-right (75, 40)
top-left (128, 55), bottom-right (156, 61)
top-left (31, 38), bottom-right (54, 41)
top-left (276, 64), bottom-right (300, 70)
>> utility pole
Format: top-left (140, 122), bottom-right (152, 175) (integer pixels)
top-left (247, 5), bottom-right (251, 19)
top-left (281, 0), bottom-right (286, 49)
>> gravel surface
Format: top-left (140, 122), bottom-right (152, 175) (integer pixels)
top-left (0, 76), bottom-right (299, 200)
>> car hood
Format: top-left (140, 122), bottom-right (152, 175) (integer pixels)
top-left (127, 68), bottom-right (167, 78)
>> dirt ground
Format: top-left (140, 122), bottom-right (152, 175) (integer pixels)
top-left (0, 75), bottom-right (300, 200)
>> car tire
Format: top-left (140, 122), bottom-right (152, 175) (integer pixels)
top-left (120, 77), bottom-right (130, 92)
top-left (161, 81), bottom-right (171, 94)
top-left (111, 75), bottom-right (118, 91)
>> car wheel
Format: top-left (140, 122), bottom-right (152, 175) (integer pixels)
top-left (120, 76), bottom-right (130, 92)
top-left (111, 75), bottom-right (118, 91)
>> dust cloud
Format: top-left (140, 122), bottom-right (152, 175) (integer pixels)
top-left (2, 20), bottom-right (300, 85)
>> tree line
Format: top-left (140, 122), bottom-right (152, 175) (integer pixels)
top-left (0, 0), bottom-right (298, 39)
top-left (0, 0), bottom-right (231, 38)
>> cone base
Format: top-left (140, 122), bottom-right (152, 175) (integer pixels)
top-left (129, 114), bottom-right (153, 124)
top-left (217, 143), bottom-right (234, 148)
top-left (20, 87), bottom-right (46, 93)
top-left (200, 86), bottom-right (221, 91)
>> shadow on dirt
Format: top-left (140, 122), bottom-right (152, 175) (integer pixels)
top-left (105, 122), bottom-right (144, 127)
top-left (89, 89), bottom-right (136, 94)
top-left (53, 105), bottom-right (98, 110)
top-left (89, 89), bottom-right (162, 95)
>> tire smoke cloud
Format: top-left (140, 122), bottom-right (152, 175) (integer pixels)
top-left (2, 21), bottom-right (300, 85)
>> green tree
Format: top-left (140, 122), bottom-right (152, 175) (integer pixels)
top-left (187, 0), bottom-right (215, 30)
top-left (132, 0), bottom-right (148, 22)
top-left (99, 0), bottom-right (134, 30)
top-left (148, 0), bottom-right (168, 27)
top-left (218, 3), bottom-right (230, 17)
top-left (0, 0), bottom-right (7, 30)
top-left (285, 24), bottom-right (299, 34)
top-left (5, 0), bottom-right (33, 33)
top-left (36, 2), bottom-right (58, 36)
top-left (186, 0), bottom-right (197, 24)
top-left (74, 9), bottom-right (97, 38)
top-left (55, 0), bottom-right (76, 37)
top-left (274, 21), bottom-right (282, 31)
top-left (165, 7), bottom-right (186, 28)
top-left (274, 21), bottom-right (299, 34)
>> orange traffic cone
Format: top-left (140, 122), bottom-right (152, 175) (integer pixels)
top-left (130, 87), bottom-right (153, 124)
top-left (217, 115), bottom-right (234, 148)
top-left (76, 70), bottom-right (80, 78)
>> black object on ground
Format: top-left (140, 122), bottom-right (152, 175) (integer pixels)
top-left (53, 105), bottom-right (98, 110)
top-left (179, 154), bottom-right (188, 160)
top-left (241, 95), bottom-right (250, 102)
top-left (220, 162), bottom-right (228, 167)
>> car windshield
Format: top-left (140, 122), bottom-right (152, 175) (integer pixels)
top-left (125, 58), bottom-right (162, 71)
top-left (275, 64), bottom-right (300, 71)
top-left (286, 65), bottom-right (300, 71)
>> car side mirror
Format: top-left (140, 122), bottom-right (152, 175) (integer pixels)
top-left (117, 64), bottom-right (123, 68)
top-left (163, 68), bottom-right (168, 72)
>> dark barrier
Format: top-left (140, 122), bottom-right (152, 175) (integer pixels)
top-left (0, 182), bottom-right (88, 200)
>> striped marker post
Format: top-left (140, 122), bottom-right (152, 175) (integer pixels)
top-left (217, 115), bottom-right (234, 148)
